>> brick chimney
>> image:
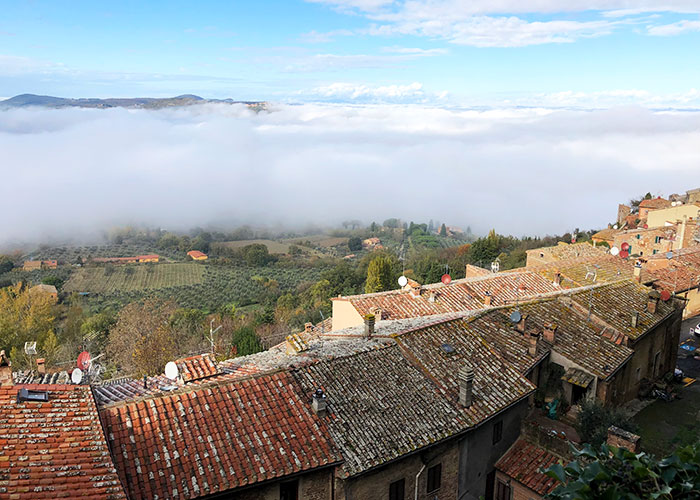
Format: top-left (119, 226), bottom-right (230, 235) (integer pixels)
top-left (312, 388), bottom-right (328, 416)
top-left (631, 311), bottom-right (640, 328)
top-left (647, 290), bottom-right (661, 314)
top-left (304, 322), bottom-right (314, 334)
top-left (607, 426), bottom-right (640, 453)
top-left (0, 350), bottom-right (12, 387)
top-left (633, 262), bottom-right (642, 283)
top-left (36, 358), bottom-right (46, 375)
top-left (484, 291), bottom-right (492, 306)
top-left (515, 314), bottom-right (528, 334)
top-left (528, 335), bottom-right (538, 357)
top-left (363, 313), bottom-right (375, 339)
top-left (543, 322), bottom-right (557, 343)
top-left (458, 366), bottom-right (475, 407)
top-left (554, 272), bottom-right (562, 286)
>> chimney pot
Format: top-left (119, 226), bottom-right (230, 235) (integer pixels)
top-left (631, 311), bottom-right (640, 328)
top-left (458, 366), bottom-right (475, 407)
top-left (528, 335), bottom-right (538, 357)
top-left (484, 291), bottom-right (492, 306)
top-left (363, 314), bottom-right (375, 338)
top-left (543, 322), bottom-right (557, 343)
top-left (0, 350), bottom-right (12, 387)
top-left (36, 358), bottom-right (45, 375)
top-left (554, 272), bottom-right (562, 286)
top-left (515, 314), bottom-right (528, 334)
top-left (312, 388), bottom-right (328, 416)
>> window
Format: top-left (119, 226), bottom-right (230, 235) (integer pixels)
top-left (653, 249), bottom-right (658, 255)
top-left (427, 464), bottom-right (442, 493)
top-left (495, 479), bottom-right (511, 500)
top-left (389, 478), bottom-right (405, 500)
top-left (492, 420), bottom-right (503, 444)
top-left (636, 234), bottom-right (641, 239)
top-left (280, 479), bottom-right (298, 500)
top-left (655, 236), bottom-right (661, 244)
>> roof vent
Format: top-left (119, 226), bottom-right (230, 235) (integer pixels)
top-left (17, 388), bottom-right (49, 403)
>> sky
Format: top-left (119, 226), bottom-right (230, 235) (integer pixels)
top-left (1, 1), bottom-right (700, 245)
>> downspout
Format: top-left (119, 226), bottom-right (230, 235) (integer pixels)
top-left (414, 463), bottom-right (426, 500)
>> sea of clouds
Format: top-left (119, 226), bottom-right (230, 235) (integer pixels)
top-left (2, 102), bottom-right (699, 245)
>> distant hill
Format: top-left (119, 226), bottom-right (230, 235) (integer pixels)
top-left (0, 94), bottom-right (266, 110)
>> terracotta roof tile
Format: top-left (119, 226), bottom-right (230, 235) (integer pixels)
top-left (0, 384), bottom-right (126, 499)
top-left (495, 439), bottom-right (561, 495)
top-left (176, 353), bottom-right (221, 382)
top-left (101, 371), bottom-right (341, 500)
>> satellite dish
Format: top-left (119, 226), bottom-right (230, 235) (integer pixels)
top-left (510, 310), bottom-right (522, 323)
top-left (441, 274), bottom-right (452, 285)
top-left (71, 368), bottom-right (83, 385)
top-left (621, 242), bottom-right (630, 251)
top-left (666, 251), bottom-right (673, 260)
top-left (613, 224), bottom-right (619, 230)
top-left (610, 246), bottom-right (620, 256)
top-left (398, 275), bottom-right (408, 287)
top-left (619, 250), bottom-right (629, 259)
top-left (77, 351), bottom-right (91, 371)
top-left (660, 290), bottom-right (672, 301)
top-left (165, 361), bottom-right (179, 381)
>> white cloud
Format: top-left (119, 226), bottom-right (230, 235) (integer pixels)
top-left (299, 29), bottom-right (355, 43)
top-left (1, 103), bottom-right (699, 244)
top-left (307, 0), bottom-right (700, 46)
top-left (648, 19), bottom-right (700, 35)
top-left (514, 88), bottom-right (700, 108)
top-left (309, 81), bottom-right (434, 101)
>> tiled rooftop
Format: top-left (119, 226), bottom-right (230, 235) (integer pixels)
top-left (0, 384), bottom-right (126, 499)
top-left (526, 242), bottom-right (606, 262)
top-left (101, 371), bottom-right (341, 500)
top-left (495, 439), bottom-right (561, 495)
top-left (645, 246), bottom-right (700, 292)
top-left (337, 271), bottom-right (560, 320)
top-left (176, 352), bottom-right (221, 382)
top-left (293, 345), bottom-right (472, 477)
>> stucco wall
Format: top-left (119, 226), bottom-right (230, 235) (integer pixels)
top-left (331, 299), bottom-right (364, 331)
top-left (646, 204), bottom-right (700, 228)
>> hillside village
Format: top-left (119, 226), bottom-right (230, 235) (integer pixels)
top-left (1, 189), bottom-right (700, 500)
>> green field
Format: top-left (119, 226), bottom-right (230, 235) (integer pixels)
top-left (63, 263), bottom-right (205, 293)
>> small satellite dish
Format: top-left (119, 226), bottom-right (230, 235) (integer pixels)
top-left (613, 224), bottom-right (619, 230)
top-left (660, 290), bottom-right (672, 301)
top-left (619, 250), bottom-right (629, 259)
top-left (77, 351), bottom-right (91, 371)
top-left (610, 246), bottom-right (620, 256)
top-left (398, 275), bottom-right (408, 287)
top-left (621, 242), bottom-right (630, 251)
top-left (71, 368), bottom-right (83, 385)
top-left (666, 251), bottom-right (673, 260)
top-left (510, 310), bottom-right (522, 324)
top-left (441, 274), bottom-right (452, 285)
top-left (165, 361), bottom-right (179, 381)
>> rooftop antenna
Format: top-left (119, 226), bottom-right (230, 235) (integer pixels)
top-left (584, 265), bottom-right (597, 282)
top-left (319, 310), bottom-right (326, 332)
top-left (209, 319), bottom-right (222, 354)
top-left (587, 288), bottom-right (594, 322)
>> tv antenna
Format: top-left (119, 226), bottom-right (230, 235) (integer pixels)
top-left (209, 319), bottom-right (222, 354)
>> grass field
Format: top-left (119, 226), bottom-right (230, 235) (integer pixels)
top-left (63, 263), bottom-right (205, 293)
top-left (213, 239), bottom-right (291, 254)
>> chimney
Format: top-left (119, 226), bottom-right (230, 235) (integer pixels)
top-left (304, 322), bottom-right (314, 334)
top-left (370, 307), bottom-right (383, 320)
top-left (631, 311), bottom-right (640, 328)
top-left (484, 291), bottom-right (492, 306)
top-left (554, 272), bottom-right (562, 286)
top-left (543, 322), bottom-right (557, 343)
top-left (363, 314), bottom-right (375, 339)
top-left (0, 350), bottom-right (12, 387)
top-left (36, 358), bottom-right (46, 375)
top-left (458, 366), bottom-right (475, 407)
top-left (411, 285), bottom-right (421, 297)
top-left (633, 262), bottom-right (642, 283)
top-left (428, 291), bottom-right (436, 303)
top-left (515, 314), bottom-right (528, 334)
top-left (528, 335), bottom-right (538, 357)
top-left (606, 426), bottom-right (640, 453)
top-left (647, 290), bottom-right (660, 314)
top-left (312, 388), bottom-right (328, 416)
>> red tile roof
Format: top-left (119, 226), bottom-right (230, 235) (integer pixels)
top-left (186, 250), bottom-right (207, 259)
top-left (101, 371), bottom-right (341, 500)
top-left (176, 352), bottom-right (221, 382)
top-left (337, 272), bottom-right (559, 320)
top-left (495, 439), bottom-right (561, 495)
top-left (0, 384), bottom-right (127, 499)
top-left (639, 198), bottom-right (671, 210)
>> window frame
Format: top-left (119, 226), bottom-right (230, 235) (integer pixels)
top-left (426, 463), bottom-right (442, 493)
top-left (492, 419), bottom-right (503, 445)
top-left (389, 478), bottom-right (405, 500)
